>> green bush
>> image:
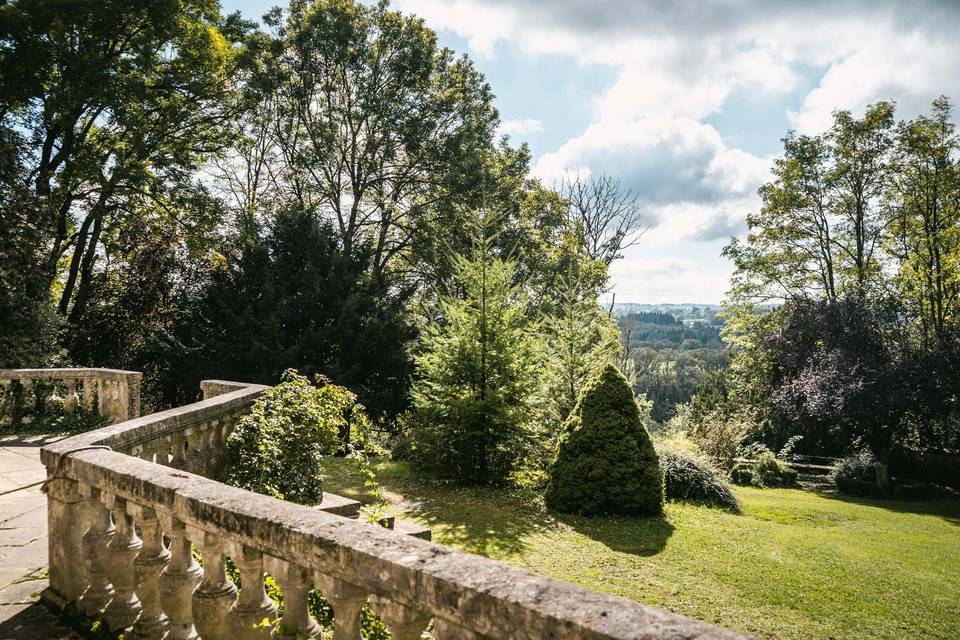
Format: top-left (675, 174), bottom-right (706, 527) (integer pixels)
top-left (545, 364), bottom-right (664, 516)
top-left (729, 463), bottom-right (754, 486)
top-left (753, 451), bottom-right (798, 486)
top-left (226, 370), bottom-right (368, 504)
top-left (730, 451), bottom-right (798, 487)
top-left (658, 448), bottom-right (741, 512)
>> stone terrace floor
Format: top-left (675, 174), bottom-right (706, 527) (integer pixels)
top-left (0, 435), bottom-right (80, 639)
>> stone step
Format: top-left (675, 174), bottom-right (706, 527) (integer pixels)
top-left (312, 491), bottom-right (362, 518)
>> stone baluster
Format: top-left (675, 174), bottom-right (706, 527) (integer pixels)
top-left (98, 379), bottom-right (108, 418)
top-left (370, 597), bottom-right (431, 640)
top-left (103, 494), bottom-right (143, 630)
top-left (64, 379), bottom-right (79, 412)
top-left (21, 378), bottom-right (35, 420)
top-left (83, 377), bottom-right (95, 411)
top-left (229, 544), bottom-right (277, 640)
top-left (315, 573), bottom-right (368, 640)
top-left (77, 484), bottom-right (116, 616)
top-left (190, 529), bottom-right (237, 640)
top-left (42, 475), bottom-right (89, 607)
top-left (267, 558), bottom-right (319, 640)
top-left (432, 619), bottom-right (484, 640)
top-left (158, 515), bottom-right (202, 640)
top-left (129, 504), bottom-right (170, 640)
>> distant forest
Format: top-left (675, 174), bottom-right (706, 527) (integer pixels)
top-left (617, 309), bottom-right (728, 423)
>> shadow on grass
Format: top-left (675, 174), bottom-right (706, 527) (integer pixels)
top-left (811, 485), bottom-right (960, 526)
top-left (552, 511), bottom-right (674, 556)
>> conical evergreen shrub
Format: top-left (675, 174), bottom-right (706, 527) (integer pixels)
top-left (545, 364), bottom-right (664, 516)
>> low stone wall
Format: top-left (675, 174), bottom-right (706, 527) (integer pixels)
top-left (39, 373), bottom-right (745, 640)
top-left (0, 368), bottom-right (141, 424)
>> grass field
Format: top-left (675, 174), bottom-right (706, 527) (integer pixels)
top-left (322, 458), bottom-right (960, 640)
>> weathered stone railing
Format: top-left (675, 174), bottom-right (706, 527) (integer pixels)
top-left (40, 374), bottom-right (744, 639)
top-left (0, 368), bottom-right (141, 424)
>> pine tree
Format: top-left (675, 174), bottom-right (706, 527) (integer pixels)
top-left (543, 259), bottom-right (623, 437)
top-left (412, 212), bottom-right (542, 485)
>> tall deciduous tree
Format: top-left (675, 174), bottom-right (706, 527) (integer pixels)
top-left (0, 0), bottom-right (252, 321)
top-left (560, 173), bottom-right (648, 266)
top-left (889, 97), bottom-right (960, 343)
top-left (258, 0), bottom-right (498, 291)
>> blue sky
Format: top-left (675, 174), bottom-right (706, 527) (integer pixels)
top-left (221, 0), bottom-right (960, 303)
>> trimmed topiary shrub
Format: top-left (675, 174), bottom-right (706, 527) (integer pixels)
top-left (658, 449), bottom-right (741, 512)
top-left (545, 364), bottom-right (663, 516)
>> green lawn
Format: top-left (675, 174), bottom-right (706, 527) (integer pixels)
top-left (322, 458), bottom-right (960, 640)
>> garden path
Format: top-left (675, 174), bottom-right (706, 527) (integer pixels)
top-left (0, 434), bottom-right (80, 639)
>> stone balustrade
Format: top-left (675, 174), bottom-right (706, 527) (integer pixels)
top-left (0, 368), bottom-right (142, 425)
top-left (39, 373), bottom-right (745, 640)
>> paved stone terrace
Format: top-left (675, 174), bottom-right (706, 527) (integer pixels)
top-left (0, 435), bottom-right (79, 639)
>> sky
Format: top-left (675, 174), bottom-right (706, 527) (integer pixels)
top-left (221, 0), bottom-right (960, 304)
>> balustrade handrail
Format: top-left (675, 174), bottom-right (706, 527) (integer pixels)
top-left (0, 367), bottom-right (141, 381)
top-left (39, 375), bottom-right (744, 640)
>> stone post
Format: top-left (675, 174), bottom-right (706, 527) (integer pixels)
top-left (191, 530), bottom-right (237, 640)
top-left (128, 373), bottom-right (142, 419)
top-left (229, 545), bottom-right (277, 640)
top-left (158, 516), bottom-right (202, 640)
top-left (129, 505), bottom-right (170, 640)
top-left (268, 558), bottom-right (319, 640)
top-left (77, 484), bottom-right (116, 616)
top-left (315, 573), bottom-right (367, 640)
top-left (41, 474), bottom-right (88, 608)
top-left (370, 597), bottom-right (431, 640)
top-left (103, 494), bottom-right (143, 631)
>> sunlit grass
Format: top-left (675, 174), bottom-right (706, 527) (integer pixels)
top-left (322, 458), bottom-right (960, 640)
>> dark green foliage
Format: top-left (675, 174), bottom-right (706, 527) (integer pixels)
top-left (545, 364), bottom-right (664, 516)
top-left (728, 463), bottom-right (754, 486)
top-left (412, 218), bottom-right (542, 485)
top-left (225, 370), bottom-right (364, 504)
top-left (0, 128), bottom-right (62, 367)
top-left (658, 448), bottom-right (741, 512)
top-left (174, 206), bottom-right (415, 418)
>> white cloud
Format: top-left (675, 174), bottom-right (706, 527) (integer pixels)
top-left (394, 0), bottom-right (960, 301)
top-left (496, 118), bottom-right (543, 138)
top-left (605, 253), bottom-right (733, 304)
top-left (534, 117), bottom-right (770, 234)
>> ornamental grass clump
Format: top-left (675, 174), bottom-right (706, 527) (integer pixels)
top-left (545, 364), bottom-right (664, 516)
top-left (658, 448), bottom-right (741, 512)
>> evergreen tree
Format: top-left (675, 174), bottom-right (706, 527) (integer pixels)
top-left (546, 364), bottom-right (664, 516)
top-left (543, 256), bottom-right (623, 438)
top-left (412, 213), bottom-right (542, 485)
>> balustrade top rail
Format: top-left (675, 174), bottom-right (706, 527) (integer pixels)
top-left (0, 367), bottom-right (142, 381)
top-left (38, 373), bottom-right (745, 640)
